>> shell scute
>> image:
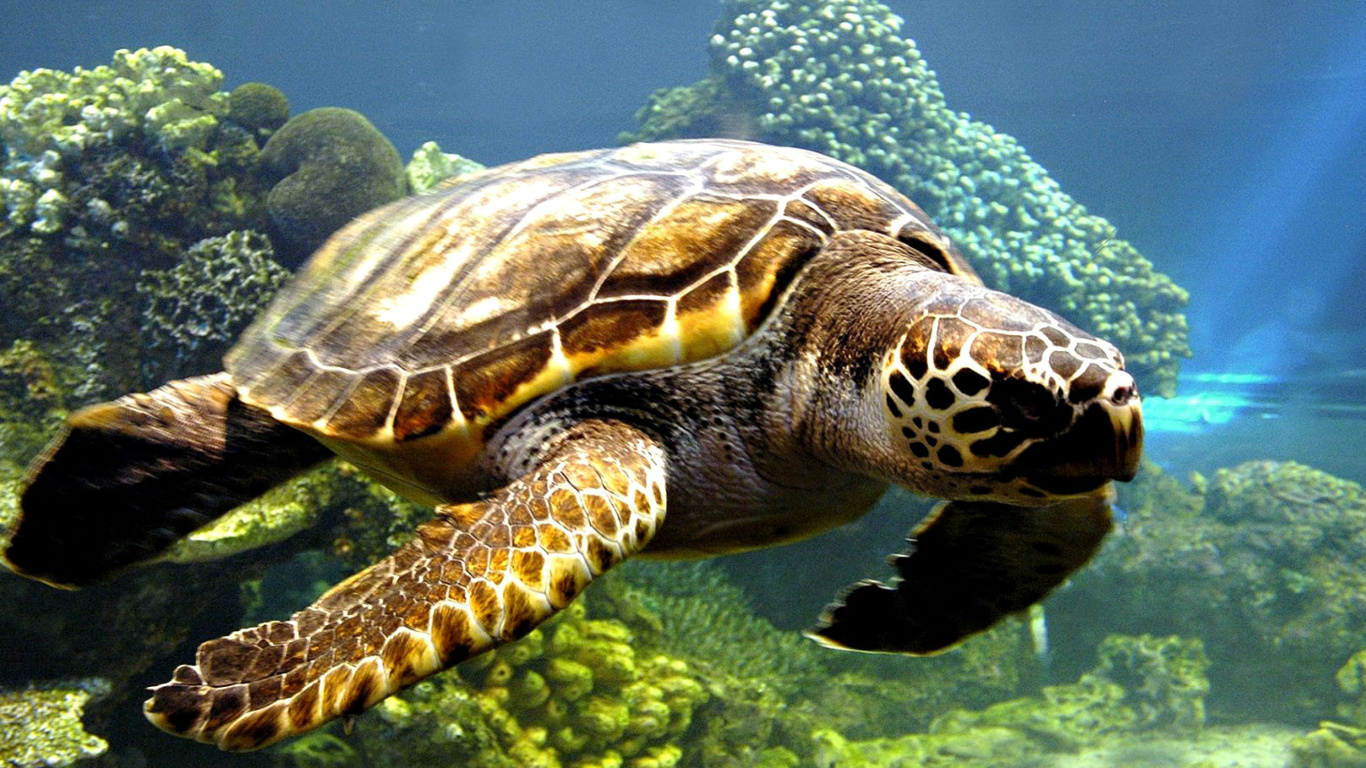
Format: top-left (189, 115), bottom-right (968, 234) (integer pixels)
top-left (597, 194), bottom-right (779, 299)
top-left (228, 139), bottom-right (961, 494)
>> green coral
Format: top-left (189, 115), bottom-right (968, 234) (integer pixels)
top-left (802, 634), bottom-right (1208, 766)
top-left (0, 47), bottom-right (279, 402)
top-left (260, 107), bottom-right (407, 264)
top-left (624, 0), bottom-right (1190, 395)
top-left (604, 560), bottom-right (830, 691)
top-left (228, 81), bottom-right (290, 136)
top-left (1056, 460), bottom-right (1366, 724)
top-left (1082, 635), bottom-right (1209, 732)
top-left (1292, 722), bottom-right (1366, 768)
top-left (1337, 650), bottom-right (1366, 727)
top-left (328, 599), bottom-right (710, 768)
top-left (0, 679), bottom-right (110, 768)
top-left (136, 229), bottom-right (289, 380)
top-left (407, 141), bottom-right (486, 194)
top-left (0, 339), bottom-right (67, 461)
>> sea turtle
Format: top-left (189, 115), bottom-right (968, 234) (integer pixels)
top-left (2, 139), bottom-right (1142, 751)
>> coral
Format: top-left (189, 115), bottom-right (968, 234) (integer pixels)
top-left (0, 46), bottom-right (262, 240)
top-left (1335, 650), bottom-right (1366, 727)
top-left (0, 339), bottom-right (68, 462)
top-left (1053, 460), bottom-right (1366, 724)
top-left (407, 141), bottom-right (485, 194)
top-left (810, 726), bottom-right (1033, 767)
top-left (260, 107), bottom-right (407, 265)
top-left (136, 229), bottom-right (290, 380)
top-left (1291, 722), bottom-right (1366, 768)
top-left (603, 560), bottom-right (830, 691)
top-left (936, 677), bottom-right (1135, 752)
top-left (275, 732), bottom-right (358, 768)
top-left (0, 47), bottom-right (280, 401)
top-left (623, 0), bottom-right (1190, 395)
top-left (1083, 635), bottom-right (1209, 732)
top-left (228, 81), bottom-right (290, 137)
top-left (330, 599), bottom-right (710, 768)
top-left (0, 679), bottom-right (110, 768)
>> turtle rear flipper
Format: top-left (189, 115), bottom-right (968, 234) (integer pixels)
top-left (144, 419), bottom-right (668, 751)
top-left (808, 493), bottom-right (1113, 655)
top-left (3, 372), bottom-right (332, 588)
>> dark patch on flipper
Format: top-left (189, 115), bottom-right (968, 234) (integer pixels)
top-left (2, 372), bottom-right (333, 587)
top-left (808, 493), bottom-right (1113, 655)
top-left (144, 419), bottom-right (668, 751)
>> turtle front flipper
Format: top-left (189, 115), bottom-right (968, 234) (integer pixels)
top-left (3, 373), bottom-right (332, 588)
top-left (808, 493), bottom-right (1113, 655)
top-left (144, 419), bottom-right (668, 751)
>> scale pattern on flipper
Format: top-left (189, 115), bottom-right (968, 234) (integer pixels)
top-left (144, 421), bottom-right (667, 751)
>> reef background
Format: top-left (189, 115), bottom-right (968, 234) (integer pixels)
top-left (1, 2), bottom-right (1364, 767)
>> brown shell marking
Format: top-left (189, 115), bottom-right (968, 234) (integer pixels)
top-left (143, 421), bottom-right (668, 751)
top-left (226, 139), bottom-right (968, 497)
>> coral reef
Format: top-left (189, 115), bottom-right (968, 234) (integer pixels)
top-left (0, 47), bottom-right (280, 406)
top-left (0, 679), bottom-right (110, 768)
top-left (330, 598), bottom-right (709, 768)
top-left (137, 229), bottom-right (289, 380)
top-left (1052, 460), bottom-right (1366, 724)
top-left (1336, 650), bottom-right (1366, 727)
top-left (1291, 722), bottom-right (1366, 768)
top-left (1284, 650), bottom-right (1366, 767)
top-left (623, 0), bottom-right (1190, 395)
top-left (804, 633), bottom-right (1211, 766)
top-left (259, 107), bottom-right (407, 264)
top-left (1085, 634), bottom-right (1209, 732)
top-left (406, 141), bottom-right (486, 194)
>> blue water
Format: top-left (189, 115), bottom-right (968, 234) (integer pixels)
top-left (3, 2), bottom-right (1366, 766)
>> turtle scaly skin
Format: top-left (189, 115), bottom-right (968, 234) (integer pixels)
top-left (1, 140), bottom-right (1142, 750)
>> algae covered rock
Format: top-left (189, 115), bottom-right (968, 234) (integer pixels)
top-left (624, 0), bottom-right (1190, 395)
top-left (228, 81), bottom-right (290, 136)
top-left (261, 107), bottom-right (407, 264)
top-left (1054, 460), bottom-right (1366, 724)
top-left (0, 679), bottom-right (110, 768)
top-left (1291, 722), bottom-right (1366, 768)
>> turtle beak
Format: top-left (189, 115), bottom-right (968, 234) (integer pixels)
top-left (1012, 373), bottom-right (1144, 493)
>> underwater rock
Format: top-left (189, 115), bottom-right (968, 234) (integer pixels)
top-left (1082, 634), bottom-right (1209, 732)
top-left (0, 340), bottom-right (67, 462)
top-left (228, 81), bottom-right (291, 137)
top-left (137, 229), bottom-right (290, 380)
top-left (407, 141), bottom-right (486, 194)
top-left (1337, 650), bottom-right (1366, 727)
top-left (1291, 722), bottom-right (1366, 768)
top-left (260, 107), bottom-right (407, 265)
top-left (0, 679), bottom-right (110, 768)
top-left (1052, 460), bottom-right (1366, 724)
top-left (624, 0), bottom-right (1190, 396)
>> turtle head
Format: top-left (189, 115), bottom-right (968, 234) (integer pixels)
top-left (878, 282), bottom-right (1143, 505)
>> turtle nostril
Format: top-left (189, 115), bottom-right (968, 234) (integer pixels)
top-left (1110, 385), bottom-right (1135, 406)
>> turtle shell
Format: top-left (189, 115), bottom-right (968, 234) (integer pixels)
top-left (227, 139), bottom-right (974, 495)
